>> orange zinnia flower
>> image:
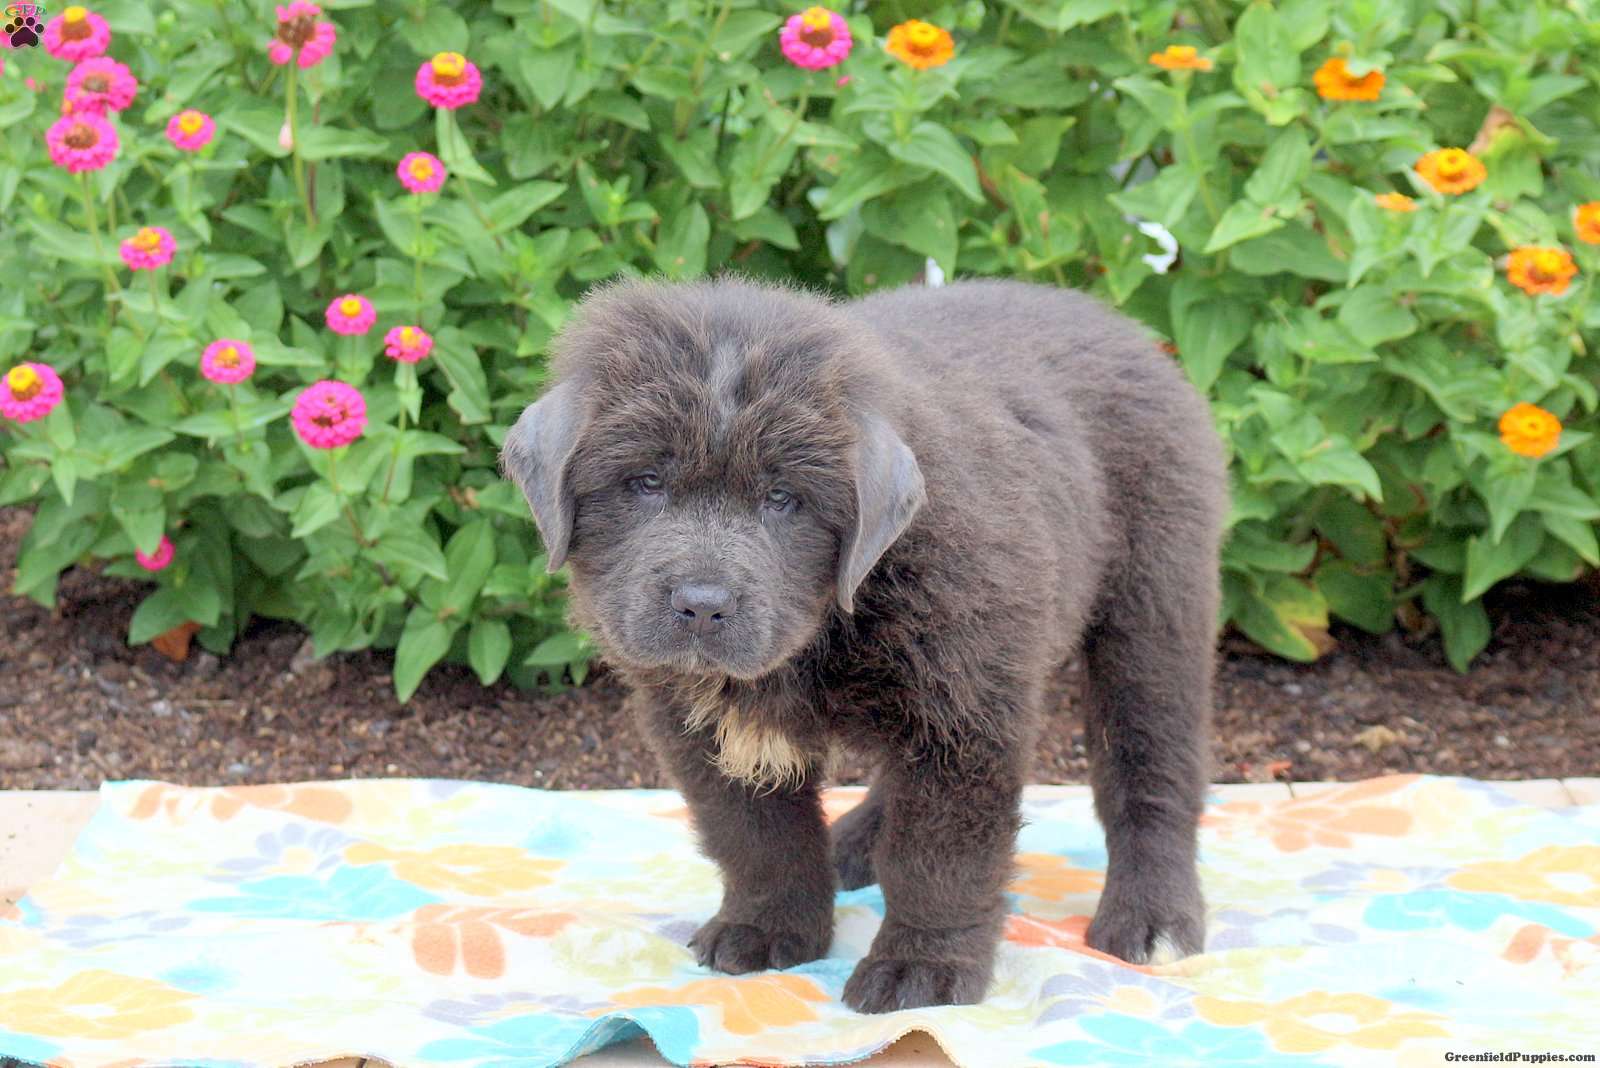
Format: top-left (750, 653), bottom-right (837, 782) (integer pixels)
top-left (885, 19), bottom-right (954, 70)
top-left (1414, 148), bottom-right (1486, 195)
top-left (1313, 57), bottom-right (1384, 101)
top-left (1374, 192), bottom-right (1416, 213)
top-left (1506, 246), bottom-right (1577, 296)
top-left (1574, 202), bottom-right (1600, 245)
top-left (1498, 403), bottom-right (1562, 459)
top-left (1149, 44), bottom-right (1212, 71)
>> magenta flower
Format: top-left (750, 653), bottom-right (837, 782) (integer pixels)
top-left (119, 227), bottom-right (176, 271)
top-left (201, 339), bottom-right (256, 384)
top-left (292, 380), bottom-right (367, 449)
top-left (166, 109), bottom-right (216, 152)
top-left (268, 1), bottom-right (336, 68)
top-left (134, 535), bottom-right (175, 573)
top-left (383, 325), bottom-right (434, 364)
top-left (780, 7), bottom-right (853, 71)
top-left (325, 294), bottom-right (376, 335)
top-left (397, 151), bottom-right (446, 194)
top-left (45, 112), bottom-right (117, 172)
top-left (43, 6), bottom-right (111, 62)
top-left (65, 56), bottom-right (138, 112)
top-left (61, 91), bottom-right (106, 118)
top-left (0, 363), bottom-right (65, 424)
top-left (415, 52), bottom-right (482, 109)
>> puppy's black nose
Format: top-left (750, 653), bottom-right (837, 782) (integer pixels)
top-left (671, 583), bottom-right (736, 636)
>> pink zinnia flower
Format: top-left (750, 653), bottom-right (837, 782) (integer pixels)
top-left (45, 112), bottom-right (117, 172)
top-left (397, 151), bottom-right (446, 194)
top-left (415, 52), bottom-right (482, 109)
top-left (383, 325), bottom-right (433, 364)
top-left (292, 380), bottom-right (367, 449)
top-left (134, 535), bottom-right (175, 572)
top-left (61, 91), bottom-right (106, 118)
top-left (0, 363), bottom-right (65, 424)
top-left (65, 56), bottom-right (137, 112)
top-left (43, 6), bottom-right (111, 62)
top-left (780, 7), bottom-right (853, 71)
top-left (166, 109), bottom-right (216, 152)
top-left (325, 293), bottom-right (376, 335)
top-left (201, 339), bottom-right (256, 384)
top-left (120, 226), bottom-right (176, 271)
top-left (268, 1), bottom-right (336, 68)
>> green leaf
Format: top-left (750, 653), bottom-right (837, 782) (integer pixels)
top-left (886, 123), bottom-right (982, 204)
top-left (487, 182), bottom-right (567, 232)
top-left (441, 519), bottom-right (496, 615)
top-left (468, 618), bottom-right (513, 685)
top-left (432, 332), bottom-right (492, 425)
top-left (653, 202), bottom-right (710, 279)
top-left (1203, 200), bottom-right (1286, 253)
top-left (128, 587), bottom-right (193, 646)
top-left (290, 483), bottom-right (343, 539)
top-left (1294, 441), bottom-right (1383, 500)
top-left (394, 606), bottom-right (456, 702)
top-left (1316, 561), bottom-right (1395, 634)
top-left (373, 524), bottom-right (449, 582)
top-left (1422, 574), bottom-right (1491, 672)
top-left (1336, 288), bottom-right (1418, 348)
top-left (525, 629), bottom-right (591, 667)
top-left (298, 126), bottom-right (389, 161)
top-left (435, 108), bottom-right (496, 186)
top-left (1461, 513), bottom-right (1544, 602)
top-left (1172, 292), bottom-right (1251, 391)
top-left (1243, 127), bottom-right (1311, 206)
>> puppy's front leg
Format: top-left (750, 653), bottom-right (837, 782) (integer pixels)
top-left (631, 691), bottom-right (834, 973)
top-left (843, 740), bottom-right (1023, 1013)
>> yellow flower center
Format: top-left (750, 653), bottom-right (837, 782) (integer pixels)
top-left (1435, 149), bottom-right (1469, 179)
top-left (131, 227), bottom-right (162, 251)
top-left (1533, 250), bottom-right (1566, 279)
top-left (800, 6), bottom-right (831, 31)
top-left (1167, 45), bottom-right (1198, 61)
top-left (408, 157), bottom-right (435, 181)
top-left (6, 365), bottom-right (41, 401)
top-left (339, 297), bottom-right (364, 317)
top-left (907, 22), bottom-right (940, 50)
top-left (431, 52), bottom-right (467, 84)
top-left (178, 111), bottom-right (205, 134)
top-left (216, 345), bottom-right (239, 368)
top-left (401, 327), bottom-right (418, 345)
top-left (64, 5), bottom-right (87, 21)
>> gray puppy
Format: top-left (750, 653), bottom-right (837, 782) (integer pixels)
top-left (502, 277), bottom-right (1226, 1013)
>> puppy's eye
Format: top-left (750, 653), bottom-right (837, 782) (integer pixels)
top-left (630, 472), bottom-right (664, 495)
top-left (764, 488), bottom-right (796, 513)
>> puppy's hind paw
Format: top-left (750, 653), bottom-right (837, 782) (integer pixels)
top-left (689, 918), bottom-right (829, 974)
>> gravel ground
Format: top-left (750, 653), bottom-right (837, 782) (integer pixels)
top-left (2, 506), bottom-right (1596, 790)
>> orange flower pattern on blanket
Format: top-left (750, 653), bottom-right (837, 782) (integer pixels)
top-left (0, 971), bottom-right (196, 1040)
top-left (129, 782), bottom-right (352, 824)
top-left (344, 842), bottom-right (563, 895)
top-left (1501, 922), bottom-right (1600, 976)
top-left (1196, 991), bottom-right (1450, 1053)
top-left (1448, 845), bottom-right (1600, 907)
top-left (1203, 776), bottom-right (1416, 850)
top-left (1011, 853), bottom-right (1105, 899)
top-left (611, 974), bottom-right (829, 1035)
top-left (410, 905), bottom-right (576, 978)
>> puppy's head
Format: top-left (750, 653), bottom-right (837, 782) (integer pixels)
top-left (502, 278), bottom-right (924, 680)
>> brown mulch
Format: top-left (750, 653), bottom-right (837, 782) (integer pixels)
top-left (2, 506), bottom-right (1597, 790)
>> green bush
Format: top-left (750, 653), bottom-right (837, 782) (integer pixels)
top-left (1, 0), bottom-right (1597, 697)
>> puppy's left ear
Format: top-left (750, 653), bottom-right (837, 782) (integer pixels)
top-left (501, 382), bottom-right (583, 572)
top-left (838, 409), bottom-right (925, 613)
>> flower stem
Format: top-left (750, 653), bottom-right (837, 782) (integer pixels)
top-left (147, 267), bottom-right (162, 323)
top-left (285, 63), bottom-right (315, 227)
top-left (410, 195), bottom-right (425, 317)
top-left (455, 161), bottom-right (504, 252)
top-left (79, 173), bottom-right (122, 298)
top-left (753, 84), bottom-right (811, 181)
top-left (227, 382), bottom-right (245, 447)
top-left (327, 447), bottom-right (369, 547)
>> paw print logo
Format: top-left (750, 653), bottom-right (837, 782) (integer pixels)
top-left (4, 4), bottom-right (43, 47)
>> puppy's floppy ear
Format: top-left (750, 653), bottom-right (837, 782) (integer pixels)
top-left (501, 382), bottom-right (583, 572)
top-left (838, 409), bottom-right (925, 613)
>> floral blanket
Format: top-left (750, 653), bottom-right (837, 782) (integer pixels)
top-left (1, 776), bottom-right (1596, 1067)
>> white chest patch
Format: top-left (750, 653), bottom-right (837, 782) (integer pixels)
top-left (684, 684), bottom-right (811, 791)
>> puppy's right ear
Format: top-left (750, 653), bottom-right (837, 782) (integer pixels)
top-left (501, 382), bottom-right (583, 572)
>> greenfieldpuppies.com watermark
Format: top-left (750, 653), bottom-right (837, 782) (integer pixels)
top-left (1445, 1054), bottom-right (1597, 1064)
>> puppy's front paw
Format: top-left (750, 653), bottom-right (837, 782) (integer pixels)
top-left (689, 918), bottom-right (829, 974)
top-left (843, 955), bottom-right (987, 1013)
top-left (1085, 882), bottom-right (1204, 965)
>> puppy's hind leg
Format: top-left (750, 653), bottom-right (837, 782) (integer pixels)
top-left (831, 777), bottom-right (887, 890)
top-left (1081, 547), bottom-right (1217, 965)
